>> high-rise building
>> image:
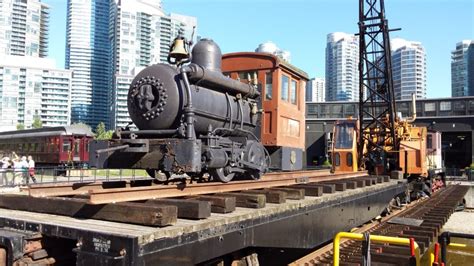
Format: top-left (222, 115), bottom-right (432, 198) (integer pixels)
top-left (391, 38), bottom-right (426, 100)
top-left (325, 32), bottom-right (359, 101)
top-left (255, 41), bottom-right (291, 62)
top-left (66, 0), bottom-right (111, 129)
top-left (451, 40), bottom-right (474, 97)
top-left (0, 55), bottom-right (72, 131)
top-left (306, 78), bottom-right (325, 102)
top-left (0, 0), bottom-right (49, 57)
top-left (109, 0), bottom-right (197, 128)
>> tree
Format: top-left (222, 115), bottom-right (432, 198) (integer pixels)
top-left (32, 116), bottom-right (42, 129)
top-left (94, 122), bottom-right (114, 140)
top-left (16, 123), bottom-right (25, 130)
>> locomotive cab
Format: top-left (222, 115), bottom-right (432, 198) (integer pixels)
top-left (222, 53), bottom-right (308, 171)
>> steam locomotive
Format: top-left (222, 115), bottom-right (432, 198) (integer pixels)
top-left (93, 37), bottom-right (308, 182)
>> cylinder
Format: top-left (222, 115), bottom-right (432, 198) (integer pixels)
top-left (127, 63), bottom-right (258, 133)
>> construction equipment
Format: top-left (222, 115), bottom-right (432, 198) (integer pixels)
top-left (332, 0), bottom-right (428, 180)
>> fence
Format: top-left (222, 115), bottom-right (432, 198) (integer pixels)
top-left (0, 167), bottom-right (151, 187)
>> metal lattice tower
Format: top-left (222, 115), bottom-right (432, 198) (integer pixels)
top-left (358, 0), bottom-right (399, 172)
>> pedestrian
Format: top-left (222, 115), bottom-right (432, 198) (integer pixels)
top-left (20, 156), bottom-right (28, 185)
top-left (0, 157), bottom-right (9, 186)
top-left (27, 155), bottom-right (37, 183)
top-left (12, 158), bottom-right (22, 186)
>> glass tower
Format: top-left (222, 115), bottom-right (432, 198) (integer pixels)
top-left (305, 78), bottom-right (325, 102)
top-left (325, 32), bottom-right (359, 102)
top-left (391, 38), bottom-right (426, 100)
top-left (451, 40), bottom-right (474, 97)
top-left (66, 0), bottom-right (111, 129)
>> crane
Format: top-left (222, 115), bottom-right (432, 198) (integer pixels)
top-left (332, 0), bottom-right (429, 182)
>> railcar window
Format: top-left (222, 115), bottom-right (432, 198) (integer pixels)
top-left (281, 75), bottom-right (289, 101)
top-left (265, 71), bottom-right (273, 100)
top-left (63, 142), bottom-right (71, 152)
top-left (290, 80), bottom-right (297, 105)
top-left (75, 139), bottom-right (80, 155)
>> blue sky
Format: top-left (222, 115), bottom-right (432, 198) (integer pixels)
top-left (44, 0), bottom-right (473, 98)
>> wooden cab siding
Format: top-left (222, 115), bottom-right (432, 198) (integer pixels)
top-left (222, 52), bottom-right (308, 150)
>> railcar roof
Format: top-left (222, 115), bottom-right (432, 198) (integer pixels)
top-left (0, 125), bottom-right (94, 139)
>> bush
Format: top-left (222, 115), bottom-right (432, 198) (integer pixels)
top-left (322, 159), bottom-right (331, 166)
top-left (470, 163), bottom-right (474, 170)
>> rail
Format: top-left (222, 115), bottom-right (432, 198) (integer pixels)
top-left (0, 167), bottom-right (150, 188)
top-left (333, 232), bottom-right (421, 266)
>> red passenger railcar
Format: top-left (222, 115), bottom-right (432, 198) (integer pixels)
top-left (0, 126), bottom-right (93, 167)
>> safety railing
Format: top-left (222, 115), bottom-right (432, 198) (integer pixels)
top-left (430, 231), bottom-right (474, 265)
top-left (333, 232), bottom-right (420, 266)
top-left (0, 167), bottom-right (151, 188)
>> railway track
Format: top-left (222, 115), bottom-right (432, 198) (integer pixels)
top-left (0, 170), bottom-right (393, 227)
top-left (27, 169), bottom-right (369, 204)
top-left (293, 185), bottom-right (469, 265)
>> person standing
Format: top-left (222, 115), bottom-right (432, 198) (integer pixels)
top-left (20, 156), bottom-right (29, 185)
top-left (27, 155), bottom-right (37, 184)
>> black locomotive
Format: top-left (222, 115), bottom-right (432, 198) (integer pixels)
top-left (94, 38), bottom-right (268, 182)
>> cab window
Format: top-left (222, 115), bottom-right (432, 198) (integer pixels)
top-left (290, 80), bottom-right (297, 105)
top-left (265, 71), bottom-right (273, 100)
top-left (334, 123), bottom-right (356, 149)
top-left (281, 75), bottom-right (289, 101)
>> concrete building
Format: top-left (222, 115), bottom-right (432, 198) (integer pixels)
top-left (109, 0), bottom-right (197, 129)
top-left (0, 55), bottom-right (72, 131)
top-left (305, 97), bottom-right (474, 170)
top-left (452, 40), bottom-right (474, 97)
top-left (391, 38), bottom-right (427, 100)
top-left (325, 32), bottom-right (359, 101)
top-left (0, 0), bottom-right (49, 58)
top-left (306, 78), bottom-right (325, 102)
top-left (255, 41), bottom-right (291, 62)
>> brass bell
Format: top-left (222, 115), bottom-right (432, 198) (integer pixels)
top-left (169, 37), bottom-right (189, 62)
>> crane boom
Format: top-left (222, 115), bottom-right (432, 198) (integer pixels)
top-left (358, 0), bottom-right (399, 173)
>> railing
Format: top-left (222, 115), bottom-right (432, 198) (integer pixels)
top-left (0, 167), bottom-right (151, 188)
top-left (333, 232), bottom-right (420, 266)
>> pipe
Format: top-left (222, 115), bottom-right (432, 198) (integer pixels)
top-left (185, 63), bottom-right (260, 98)
top-left (119, 129), bottom-right (178, 136)
top-left (406, 93), bottom-right (417, 123)
top-left (95, 144), bottom-right (130, 155)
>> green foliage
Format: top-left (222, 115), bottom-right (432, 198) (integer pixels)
top-left (16, 123), bottom-right (25, 130)
top-left (94, 122), bottom-right (114, 140)
top-left (32, 116), bottom-right (42, 129)
top-left (470, 163), bottom-right (474, 170)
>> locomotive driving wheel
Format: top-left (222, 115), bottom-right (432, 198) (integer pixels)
top-left (146, 169), bottom-right (170, 182)
top-left (209, 167), bottom-right (235, 183)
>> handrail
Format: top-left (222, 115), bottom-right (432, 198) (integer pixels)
top-left (333, 232), bottom-right (420, 266)
top-left (438, 231), bottom-right (474, 264)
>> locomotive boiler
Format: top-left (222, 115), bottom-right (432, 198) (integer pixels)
top-left (96, 38), bottom-right (268, 182)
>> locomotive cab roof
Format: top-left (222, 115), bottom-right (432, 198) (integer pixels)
top-left (222, 52), bottom-right (309, 80)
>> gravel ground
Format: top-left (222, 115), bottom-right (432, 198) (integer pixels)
top-left (443, 211), bottom-right (474, 234)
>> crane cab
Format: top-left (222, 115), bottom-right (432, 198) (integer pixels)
top-left (222, 52), bottom-right (308, 170)
top-left (332, 119), bottom-right (359, 173)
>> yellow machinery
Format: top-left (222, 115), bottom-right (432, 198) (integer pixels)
top-left (332, 95), bottom-right (428, 178)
